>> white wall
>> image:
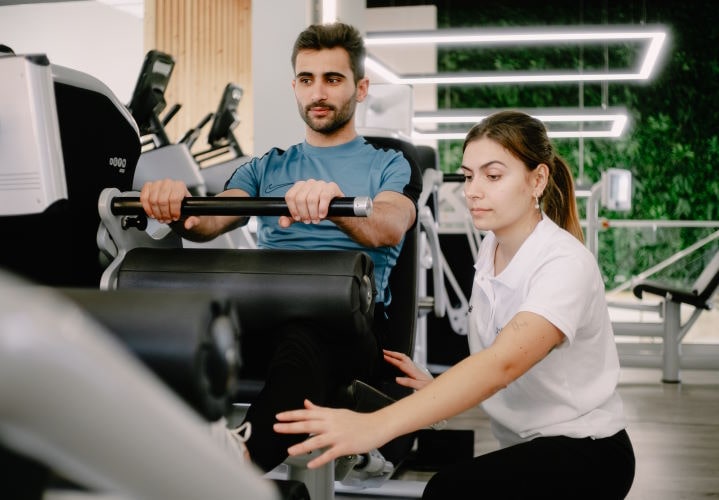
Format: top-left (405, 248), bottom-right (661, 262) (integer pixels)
top-left (0, 1), bottom-right (143, 104)
top-left (250, 0), bottom-right (312, 154)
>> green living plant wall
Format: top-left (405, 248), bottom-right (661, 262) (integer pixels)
top-left (432, 0), bottom-right (719, 288)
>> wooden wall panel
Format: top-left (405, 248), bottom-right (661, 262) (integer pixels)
top-left (144, 0), bottom-right (253, 156)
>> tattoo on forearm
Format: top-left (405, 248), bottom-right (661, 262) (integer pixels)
top-left (509, 318), bottom-right (528, 332)
top-left (506, 317), bottom-right (560, 359)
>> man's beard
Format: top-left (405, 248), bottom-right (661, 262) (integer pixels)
top-left (300, 94), bottom-right (356, 134)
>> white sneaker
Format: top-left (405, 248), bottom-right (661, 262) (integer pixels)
top-left (210, 417), bottom-right (251, 463)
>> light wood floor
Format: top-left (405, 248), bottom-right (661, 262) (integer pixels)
top-left (617, 368), bottom-right (719, 500)
top-left (339, 366), bottom-right (719, 500)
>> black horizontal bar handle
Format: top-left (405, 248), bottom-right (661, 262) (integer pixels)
top-left (111, 196), bottom-right (373, 217)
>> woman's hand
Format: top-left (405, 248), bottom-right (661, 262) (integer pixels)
top-left (383, 349), bottom-right (433, 391)
top-left (274, 399), bottom-right (387, 469)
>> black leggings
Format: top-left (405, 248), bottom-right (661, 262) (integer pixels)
top-left (423, 429), bottom-right (635, 500)
top-left (239, 309), bottom-right (386, 473)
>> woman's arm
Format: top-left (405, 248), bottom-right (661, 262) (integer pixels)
top-left (274, 311), bottom-right (564, 469)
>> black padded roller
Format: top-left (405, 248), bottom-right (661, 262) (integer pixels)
top-left (116, 248), bottom-right (376, 336)
top-left (56, 287), bottom-right (241, 421)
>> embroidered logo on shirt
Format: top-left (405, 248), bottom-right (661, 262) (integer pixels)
top-left (264, 182), bottom-right (295, 194)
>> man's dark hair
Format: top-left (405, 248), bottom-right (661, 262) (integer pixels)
top-left (291, 22), bottom-right (365, 82)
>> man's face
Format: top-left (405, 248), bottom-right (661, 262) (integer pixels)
top-left (292, 47), bottom-right (368, 135)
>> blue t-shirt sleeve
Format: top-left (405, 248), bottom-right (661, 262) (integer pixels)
top-left (381, 153), bottom-right (413, 195)
top-left (224, 156), bottom-right (262, 196)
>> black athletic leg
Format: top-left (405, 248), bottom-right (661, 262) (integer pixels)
top-left (422, 430), bottom-right (635, 500)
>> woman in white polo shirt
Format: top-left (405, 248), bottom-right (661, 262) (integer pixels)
top-left (275, 110), bottom-right (636, 499)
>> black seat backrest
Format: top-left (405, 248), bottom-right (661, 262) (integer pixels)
top-left (384, 212), bottom-right (419, 359)
top-left (363, 135), bottom-right (423, 361)
top-left (693, 249), bottom-right (719, 300)
top-left (415, 144), bottom-right (439, 173)
top-left (361, 135), bottom-right (423, 411)
top-left (633, 247), bottom-right (719, 309)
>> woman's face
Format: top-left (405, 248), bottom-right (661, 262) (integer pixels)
top-left (461, 136), bottom-right (538, 235)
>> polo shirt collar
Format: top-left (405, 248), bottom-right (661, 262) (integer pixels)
top-left (487, 214), bottom-right (557, 290)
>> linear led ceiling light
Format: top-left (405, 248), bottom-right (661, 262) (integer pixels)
top-left (412, 107), bottom-right (629, 140)
top-left (364, 25), bottom-right (667, 85)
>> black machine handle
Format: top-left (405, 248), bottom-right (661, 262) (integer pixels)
top-left (160, 103), bottom-right (182, 127)
top-left (111, 196), bottom-right (374, 217)
top-left (179, 112), bottom-right (214, 147)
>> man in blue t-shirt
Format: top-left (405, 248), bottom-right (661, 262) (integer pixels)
top-left (140, 22), bottom-right (421, 472)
